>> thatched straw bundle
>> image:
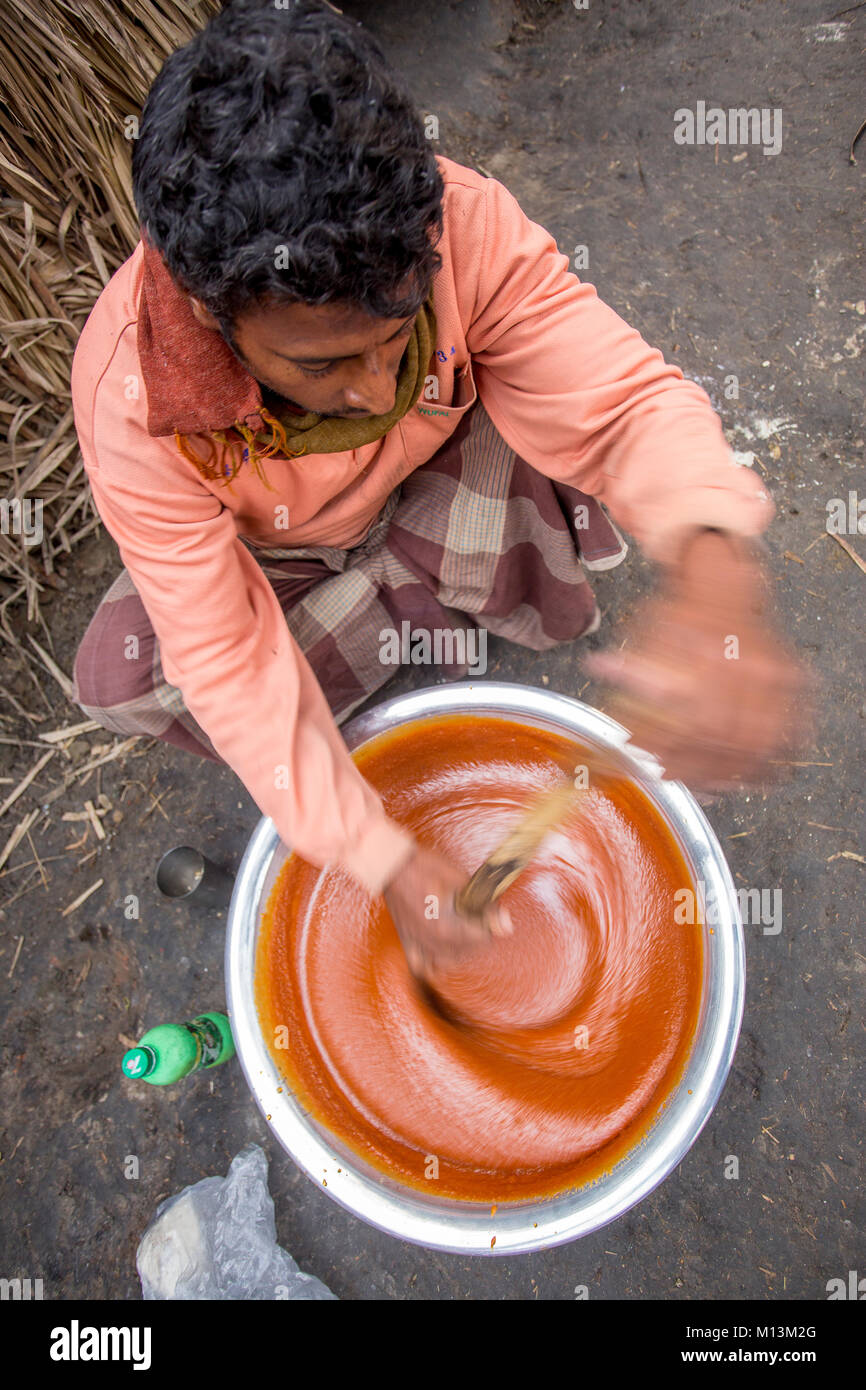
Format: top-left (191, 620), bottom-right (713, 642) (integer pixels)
top-left (0, 0), bottom-right (220, 643)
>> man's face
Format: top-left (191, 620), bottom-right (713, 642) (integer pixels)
top-left (188, 295), bottom-right (417, 418)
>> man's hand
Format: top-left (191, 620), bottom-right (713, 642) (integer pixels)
top-left (585, 528), bottom-right (812, 790)
top-left (382, 843), bottom-right (512, 978)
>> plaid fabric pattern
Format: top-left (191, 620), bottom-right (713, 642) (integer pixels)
top-left (72, 398), bottom-right (627, 761)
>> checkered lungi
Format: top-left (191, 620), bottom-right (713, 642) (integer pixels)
top-left (72, 398), bottom-right (627, 761)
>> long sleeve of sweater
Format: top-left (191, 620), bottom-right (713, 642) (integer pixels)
top-left (73, 344), bottom-right (415, 893)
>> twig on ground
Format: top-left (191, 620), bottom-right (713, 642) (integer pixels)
top-left (38, 719), bottom-right (100, 743)
top-left (25, 635), bottom-right (75, 700)
top-left (0, 807), bottom-right (40, 871)
top-left (0, 748), bottom-right (55, 820)
top-left (83, 799), bottom-right (105, 841)
top-left (830, 531), bottom-right (866, 575)
top-left (7, 934), bottom-right (24, 978)
top-left (24, 824), bottom-right (48, 888)
top-left (60, 876), bottom-right (103, 917)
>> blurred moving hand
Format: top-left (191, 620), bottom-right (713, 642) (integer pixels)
top-left (584, 528), bottom-right (812, 790)
top-left (383, 843), bottom-right (512, 978)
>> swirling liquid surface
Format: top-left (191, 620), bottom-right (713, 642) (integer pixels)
top-left (256, 715), bottom-right (702, 1201)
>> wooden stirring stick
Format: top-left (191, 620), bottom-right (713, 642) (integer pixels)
top-left (454, 780), bottom-right (584, 917)
top-left (453, 716), bottom-right (663, 919)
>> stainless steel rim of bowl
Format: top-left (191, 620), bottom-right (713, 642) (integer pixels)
top-left (225, 681), bottom-right (745, 1255)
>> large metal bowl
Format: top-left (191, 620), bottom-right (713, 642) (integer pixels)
top-left (225, 682), bottom-right (744, 1254)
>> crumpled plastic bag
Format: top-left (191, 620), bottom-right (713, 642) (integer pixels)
top-left (136, 1143), bottom-right (337, 1300)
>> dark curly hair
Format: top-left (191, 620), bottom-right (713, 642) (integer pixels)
top-left (132, 0), bottom-right (444, 342)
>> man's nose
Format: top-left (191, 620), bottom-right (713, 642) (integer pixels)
top-left (343, 350), bottom-right (398, 415)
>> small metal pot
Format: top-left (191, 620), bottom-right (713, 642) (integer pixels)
top-left (226, 683), bottom-right (744, 1254)
top-left (156, 845), bottom-right (235, 911)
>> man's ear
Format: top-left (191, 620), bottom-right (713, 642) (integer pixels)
top-left (188, 295), bottom-right (221, 332)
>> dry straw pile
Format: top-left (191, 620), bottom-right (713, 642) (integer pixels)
top-left (0, 0), bottom-right (220, 651)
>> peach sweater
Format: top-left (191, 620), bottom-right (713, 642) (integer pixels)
top-left (71, 156), bottom-right (773, 893)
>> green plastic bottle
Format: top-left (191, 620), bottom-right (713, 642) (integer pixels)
top-left (121, 1012), bottom-right (235, 1084)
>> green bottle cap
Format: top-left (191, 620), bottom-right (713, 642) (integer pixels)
top-left (122, 1046), bottom-right (156, 1079)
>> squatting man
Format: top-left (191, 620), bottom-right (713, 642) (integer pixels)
top-left (71, 0), bottom-right (805, 974)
